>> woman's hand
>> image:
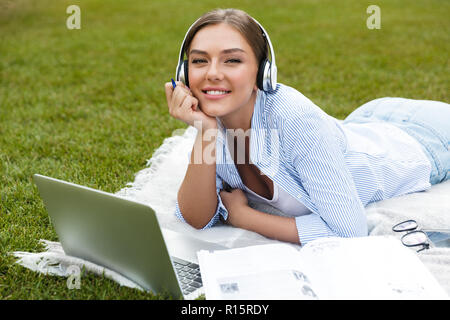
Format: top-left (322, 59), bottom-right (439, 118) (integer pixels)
top-left (220, 188), bottom-right (300, 244)
top-left (219, 188), bottom-right (250, 228)
top-left (164, 81), bottom-right (217, 130)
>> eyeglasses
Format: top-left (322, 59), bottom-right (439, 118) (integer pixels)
top-left (392, 220), bottom-right (430, 252)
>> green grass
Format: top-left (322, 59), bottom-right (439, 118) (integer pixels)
top-left (0, 0), bottom-right (448, 299)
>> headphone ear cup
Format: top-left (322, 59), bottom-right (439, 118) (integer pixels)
top-left (183, 59), bottom-right (189, 88)
top-left (256, 59), bottom-right (268, 90)
top-left (177, 60), bottom-right (189, 87)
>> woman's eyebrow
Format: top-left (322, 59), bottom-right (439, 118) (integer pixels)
top-left (189, 48), bottom-right (246, 55)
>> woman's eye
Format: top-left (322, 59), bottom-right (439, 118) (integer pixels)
top-left (226, 59), bottom-right (241, 63)
top-left (191, 58), bottom-right (241, 64)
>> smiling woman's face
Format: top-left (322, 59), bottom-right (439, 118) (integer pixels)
top-left (187, 23), bottom-right (259, 123)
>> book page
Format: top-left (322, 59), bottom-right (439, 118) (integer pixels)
top-left (298, 236), bottom-right (448, 299)
top-left (198, 236), bottom-right (447, 299)
top-left (215, 269), bottom-right (318, 300)
top-left (197, 243), bottom-right (319, 300)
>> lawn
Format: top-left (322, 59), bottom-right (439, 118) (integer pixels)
top-left (0, 0), bottom-right (448, 299)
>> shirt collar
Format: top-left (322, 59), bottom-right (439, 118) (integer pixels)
top-left (215, 88), bottom-right (270, 169)
top-left (250, 89), bottom-right (267, 167)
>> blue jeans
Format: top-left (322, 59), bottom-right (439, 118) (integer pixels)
top-left (343, 97), bottom-right (450, 185)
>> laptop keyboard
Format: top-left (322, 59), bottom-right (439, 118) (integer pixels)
top-left (172, 256), bottom-right (203, 295)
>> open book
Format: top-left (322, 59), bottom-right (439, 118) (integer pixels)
top-left (197, 236), bottom-right (448, 299)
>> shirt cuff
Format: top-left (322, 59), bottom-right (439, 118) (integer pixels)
top-left (295, 213), bottom-right (337, 245)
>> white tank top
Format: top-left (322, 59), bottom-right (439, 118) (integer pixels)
top-left (244, 181), bottom-right (311, 217)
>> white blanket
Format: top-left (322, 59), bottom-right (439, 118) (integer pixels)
top-left (13, 126), bottom-right (450, 296)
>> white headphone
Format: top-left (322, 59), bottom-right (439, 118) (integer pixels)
top-left (175, 16), bottom-right (277, 92)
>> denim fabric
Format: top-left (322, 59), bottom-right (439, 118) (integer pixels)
top-left (344, 97), bottom-right (450, 185)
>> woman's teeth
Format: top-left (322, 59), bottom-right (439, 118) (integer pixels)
top-left (205, 90), bottom-right (230, 95)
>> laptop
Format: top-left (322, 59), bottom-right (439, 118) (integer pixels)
top-left (33, 174), bottom-right (226, 299)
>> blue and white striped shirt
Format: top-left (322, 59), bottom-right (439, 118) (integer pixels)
top-left (175, 83), bottom-right (432, 245)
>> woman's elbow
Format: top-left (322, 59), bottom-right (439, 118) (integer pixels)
top-left (186, 214), bottom-right (211, 230)
top-left (177, 197), bottom-right (218, 230)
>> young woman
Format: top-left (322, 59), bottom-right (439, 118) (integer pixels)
top-left (164, 8), bottom-right (450, 245)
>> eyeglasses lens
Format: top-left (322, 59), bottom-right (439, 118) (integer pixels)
top-left (393, 220), bottom-right (418, 232)
top-left (402, 231), bottom-right (428, 246)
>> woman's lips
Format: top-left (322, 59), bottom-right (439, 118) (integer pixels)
top-left (201, 89), bottom-right (232, 100)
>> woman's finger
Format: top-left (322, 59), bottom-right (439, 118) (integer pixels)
top-left (164, 82), bottom-right (174, 109)
top-left (180, 95), bottom-right (197, 113)
top-left (171, 87), bottom-right (189, 112)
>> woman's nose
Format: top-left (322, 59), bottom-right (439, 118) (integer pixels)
top-left (206, 60), bottom-right (224, 81)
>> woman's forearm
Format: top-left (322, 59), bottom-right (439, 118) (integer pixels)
top-left (238, 206), bottom-right (301, 244)
top-left (177, 125), bottom-right (219, 229)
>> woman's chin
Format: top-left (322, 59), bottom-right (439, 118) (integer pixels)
top-left (199, 105), bottom-right (227, 118)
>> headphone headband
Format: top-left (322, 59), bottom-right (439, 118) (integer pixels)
top-left (175, 15), bottom-right (277, 92)
top-left (251, 17), bottom-right (277, 91)
top-left (175, 17), bottom-right (201, 84)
